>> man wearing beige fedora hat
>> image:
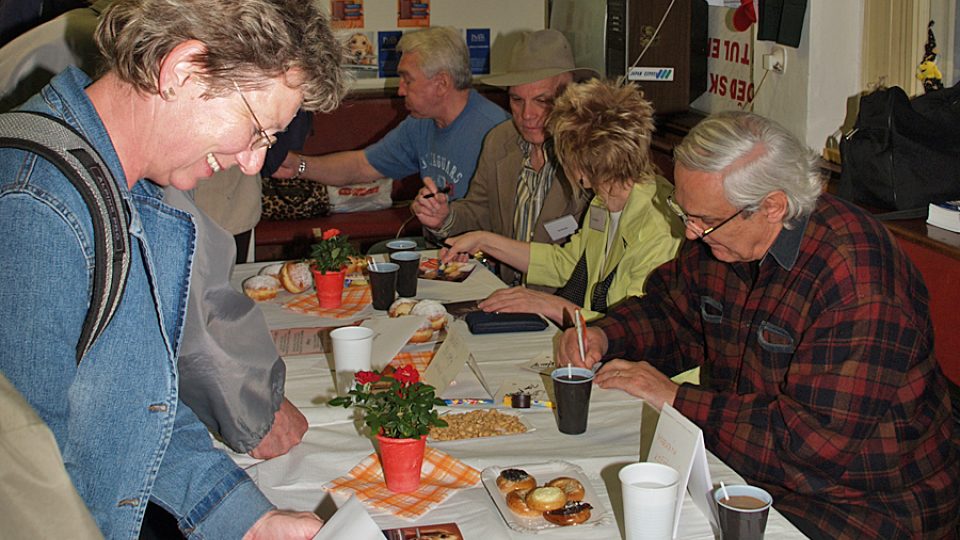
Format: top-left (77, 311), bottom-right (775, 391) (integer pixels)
top-left (413, 29), bottom-right (597, 289)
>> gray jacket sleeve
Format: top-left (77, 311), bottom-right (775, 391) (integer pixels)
top-left (164, 187), bottom-right (284, 453)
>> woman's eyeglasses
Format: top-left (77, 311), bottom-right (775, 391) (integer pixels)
top-left (232, 80), bottom-right (277, 151)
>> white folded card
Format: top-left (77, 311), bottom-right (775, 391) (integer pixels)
top-left (647, 403), bottom-right (714, 539)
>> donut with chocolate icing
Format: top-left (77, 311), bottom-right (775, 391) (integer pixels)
top-left (496, 468), bottom-right (536, 493)
top-left (543, 501), bottom-right (593, 526)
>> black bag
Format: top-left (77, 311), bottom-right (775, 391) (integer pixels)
top-left (838, 84), bottom-right (960, 214)
top-left (260, 176), bottom-right (330, 220)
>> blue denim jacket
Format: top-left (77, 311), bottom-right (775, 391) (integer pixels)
top-left (0, 68), bottom-right (274, 538)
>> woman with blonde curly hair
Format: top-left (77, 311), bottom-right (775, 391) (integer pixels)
top-left (442, 78), bottom-right (684, 324)
top-left (0, 0), bottom-right (345, 537)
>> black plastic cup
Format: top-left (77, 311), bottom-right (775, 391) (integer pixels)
top-left (713, 485), bottom-right (773, 540)
top-left (550, 366), bottom-right (594, 434)
top-left (385, 239), bottom-right (417, 254)
top-left (368, 261), bottom-right (399, 310)
top-left (390, 251), bottom-right (420, 298)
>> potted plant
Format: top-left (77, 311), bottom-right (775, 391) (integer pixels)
top-left (310, 228), bottom-right (358, 308)
top-left (329, 365), bottom-right (448, 492)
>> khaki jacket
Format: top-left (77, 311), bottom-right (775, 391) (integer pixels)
top-left (442, 121), bottom-right (590, 286)
top-left (0, 374), bottom-right (102, 539)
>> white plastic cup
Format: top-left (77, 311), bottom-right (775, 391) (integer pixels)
top-left (330, 326), bottom-right (375, 395)
top-left (619, 462), bottom-right (680, 540)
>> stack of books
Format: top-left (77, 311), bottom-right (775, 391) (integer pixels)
top-left (926, 201), bottom-right (960, 233)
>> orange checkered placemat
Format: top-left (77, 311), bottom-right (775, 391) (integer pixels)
top-left (283, 284), bottom-right (371, 318)
top-left (323, 447), bottom-right (480, 520)
top-left (389, 350), bottom-right (434, 373)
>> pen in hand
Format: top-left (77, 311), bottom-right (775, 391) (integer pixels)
top-left (422, 185), bottom-right (452, 199)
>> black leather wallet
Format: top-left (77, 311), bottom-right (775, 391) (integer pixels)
top-left (465, 311), bottom-right (548, 334)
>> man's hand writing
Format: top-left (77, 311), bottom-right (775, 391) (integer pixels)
top-left (557, 326), bottom-right (607, 369)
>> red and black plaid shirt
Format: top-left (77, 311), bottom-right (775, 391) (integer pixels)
top-left (596, 194), bottom-right (958, 539)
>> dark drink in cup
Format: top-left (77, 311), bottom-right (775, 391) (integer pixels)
top-left (368, 262), bottom-right (399, 310)
top-left (713, 484), bottom-right (773, 540)
top-left (390, 251), bottom-right (420, 298)
top-left (551, 367), bottom-right (593, 434)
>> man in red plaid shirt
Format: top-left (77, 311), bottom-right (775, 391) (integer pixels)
top-left (560, 111), bottom-right (958, 539)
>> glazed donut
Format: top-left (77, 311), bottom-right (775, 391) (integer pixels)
top-left (412, 299), bottom-right (447, 331)
top-left (408, 326), bottom-right (435, 343)
top-left (546, 477), bottom-right (585, 502)
top-left (279, 260), bottom-right (312, 293)
top-left (258, 262), bottom-right (283, 277)
top-left (496, 468), bottom-right (537, 493)
top-left (388, 298), bottom-right (418, 317)
top-left (243, 275), bottom-right (280, 301)
top-left (524, 486), bottom-right (566, 512)
top-left (505, 488), bottom-right (541, 518)
top-left (543, 501), bottom-right (593, 526)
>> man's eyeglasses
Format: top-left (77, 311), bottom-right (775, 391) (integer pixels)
top-left (232, 80), bottom-right (277, 151)
top-left (666, 192), bottom-right (744, 238)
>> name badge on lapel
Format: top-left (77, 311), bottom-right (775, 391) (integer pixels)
top-left (589, 207), bottom-right (606, 231)
top-left (543, 214), bottom-right (579, 241)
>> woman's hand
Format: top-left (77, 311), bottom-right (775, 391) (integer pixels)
top-left (557, 326), bottom-right (608, 369)
top-left (593, 359), bottom-right (679, 410)
top-left (411, 177), bottom-right (450, 229)
top-left (243, 510), bottom-right (323, 540)
top-left (440, 231), bottom-right (488, 264)
top-left (478, 287), bottom-right (576, 325)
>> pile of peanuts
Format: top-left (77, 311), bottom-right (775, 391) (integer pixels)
top-left (429, 409), bottom-right (528, 441)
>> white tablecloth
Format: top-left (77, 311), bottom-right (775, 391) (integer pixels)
top-left (229, 258), bottom-right (806, 539)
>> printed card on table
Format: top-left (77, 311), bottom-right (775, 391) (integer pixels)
top-left (270, 326), bottom-right (336, 356)
top-left (647, 404), bottom-right (714, 538)
top-left (523, 351), bottom-right (555, 375)
top-left (422, 326), bottom-right (470, 394)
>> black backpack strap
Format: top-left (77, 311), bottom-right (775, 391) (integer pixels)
top-left (0, 111), bottom-right (131, 365)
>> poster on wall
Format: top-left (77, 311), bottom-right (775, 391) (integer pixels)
top-left (397, 0), bottom-right (429, 28)
top-left (378, 31), bottom-right (403, 78)
top-left (466, 29), bottom-right (491, 75)
top-left (690, 6), bottom-right (756, 112)
top-left (330, 0), bottom-right (364, 30)
top-left (339, 31), bottom-right (378, 79)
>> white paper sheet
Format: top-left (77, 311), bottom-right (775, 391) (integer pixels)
top-left (312, 495), bottom-right (385, 540)
top-left (361, 316), bottom-right (426, 370)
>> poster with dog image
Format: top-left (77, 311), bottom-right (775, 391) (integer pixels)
top-left (339, 30), bottom-right (378, 77)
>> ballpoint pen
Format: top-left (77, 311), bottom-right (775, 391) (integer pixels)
top-left (422, 185), bottom-right (452, 199)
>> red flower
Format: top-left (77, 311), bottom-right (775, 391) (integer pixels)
top-left (322, 229), bottom-right (340, 240)
top-left (394, 364), bottom-right (420, 385)
top-left (354, 371), bottom-right (381, 385)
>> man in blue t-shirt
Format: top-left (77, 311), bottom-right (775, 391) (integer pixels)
top-left (273, 26), bottom-right (508, 200)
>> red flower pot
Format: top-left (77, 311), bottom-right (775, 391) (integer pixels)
top-left (311, 267), bottom-right (346, 308)
top-left (376, 434), bottom-right (426, 493)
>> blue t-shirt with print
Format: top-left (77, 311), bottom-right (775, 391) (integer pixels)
top-left (365, 89), bottom-right (508, 200)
